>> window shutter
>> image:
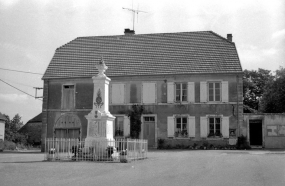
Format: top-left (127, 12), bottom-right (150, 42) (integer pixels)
top-left (222, 116), bottom-right (229, 138)
top-left (222, 81), bottom-right (229, 102)
top-left (200, 82), bottom-right (207, 102)
top-left (167, 82), bottom-right (174, 103)
top-left (123, 116), bottom-right (130, 137)
top-left (187, 82), bottom-right (195, 103)
top-left (200, 117), bottom-right (208, 138)
top-left (167, 116), bottom-right (175, 137)
top-left (142, 83), bottom-right (156, 103)
top-left (188, 116), bottom-right (196, 137)
top-left (111, 84), bottom-right (125, 104)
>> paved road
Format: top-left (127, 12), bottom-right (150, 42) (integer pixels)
top-left (0, 150), bottom-right (285, 186)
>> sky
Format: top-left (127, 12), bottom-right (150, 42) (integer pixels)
top-left (0, 0), bottom-right (284, 124)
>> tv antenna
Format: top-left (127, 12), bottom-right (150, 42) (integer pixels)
top-left (123, 3), bottom-right (147, 31)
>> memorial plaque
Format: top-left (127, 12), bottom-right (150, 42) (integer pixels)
top-left (88, 121), bottom-right (99, 137)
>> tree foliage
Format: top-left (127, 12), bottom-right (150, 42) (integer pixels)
top-left (243, 68), bottom-right (273, 112)
top-left (260, 66), bottom-right (285, 113)
top-left (128, 104), bottom-right (144, 139)
top-left (4, 114), bottom-right (27, 144)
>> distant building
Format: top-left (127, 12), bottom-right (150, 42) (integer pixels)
top-left (0, 112), bottom-right (7, 141)
top-left (19, 113), bottom-right (42, 146)
top-left (41, 29), bottom-right (243, 150)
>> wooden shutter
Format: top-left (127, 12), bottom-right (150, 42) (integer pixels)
top-left (222, 81), bottom-right (229, 102)
top-left (187, 82), bottom-right (195, 103)
top-left (222, 116), bottom-right (229, 138)
top-left (62, 85), bottom-right (75, 109)
top-left (167, 116), bottom-right (175, 137)
top-left (111, 84), bottom-right (125, 104)
top-left (142, 83), bottom-right (156, 103)
top-left (123, 116), bottom-right (130, 137)
top-left (200, 117), bottom-right (208, 138)
top-left (200, 82), bottom-right (207, 102)
top-left (167, 82), bottom-right (174, 103)
top-left (188, 116), bottom-right (196, 138)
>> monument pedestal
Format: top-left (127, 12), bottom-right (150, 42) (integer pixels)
top-left (84, 57), bottom-right (116, 156)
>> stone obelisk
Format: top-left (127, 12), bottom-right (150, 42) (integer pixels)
top-left (85, 57), bottom-right (115, 146)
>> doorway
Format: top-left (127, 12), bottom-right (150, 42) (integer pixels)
top-left (249, 120), bottom-right (263, 146)
top-left (143, 116), bottom-right (155, 147)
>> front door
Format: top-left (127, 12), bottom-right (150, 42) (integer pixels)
top-left (143, 116), bottom-right (155, 147)
top-left (249, 120), bottom-right (263, 146)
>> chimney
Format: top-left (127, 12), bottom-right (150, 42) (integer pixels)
top-left (227, 34), bottom-right (233, 42)
top-left (124, 28), bottom-right (135, 35)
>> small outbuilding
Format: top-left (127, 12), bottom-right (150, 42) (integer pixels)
top-left (0, 113), bottom-right (7, 141)
top-left (243, 113), bottom-right (285, 149)
top-left (0, 113), bottom-right (7, 151)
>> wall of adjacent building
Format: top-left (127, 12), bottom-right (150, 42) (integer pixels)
top-left (0, 120), bottom-right (5, 141)
top-left (243, 114), bottom-right (285, 148)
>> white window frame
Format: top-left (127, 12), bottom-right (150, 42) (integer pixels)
top-left (114, 116), bottom-right (124, 137)
top-left (174, 115), bottom-right (188, 138)
top-left (208, 82), bottom-right (221, 102)
top-left (208, 116), bottom-right (222, 138)
top-left (175, 83), bottom-right (188, 102)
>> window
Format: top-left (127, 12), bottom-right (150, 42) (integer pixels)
top-left (62, 85), bottom-right (75, 109)
top-left (144, 117), bottom-right (155, 122)
top-left (208, 82), bottom-right (221, 102)
top-left (175, 83), bottom-right (187, 102)
top-left (208, 117), bottom-right (222, 137)
top-left (175, 116), bottom-right (188, 137)
top-left (114, 116), bottom-right (124, 137)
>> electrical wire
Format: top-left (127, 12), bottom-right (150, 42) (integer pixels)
top-left (0, 67), bottom-right (43, 75)
top-left (0, 79), bottom-right (42, 101)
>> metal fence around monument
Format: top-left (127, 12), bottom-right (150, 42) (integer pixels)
top-left (44, 138), bottom-right (148, 162)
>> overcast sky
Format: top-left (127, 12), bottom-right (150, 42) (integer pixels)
top-left (0, 0), bottom-right (284, 124)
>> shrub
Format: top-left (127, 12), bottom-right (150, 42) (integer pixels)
top-left (236, 135), bottom-right (251, 150)
top-left (4, 141), bottom-right (16, 150)
top-left (157, 138), bottom-right (165, 149)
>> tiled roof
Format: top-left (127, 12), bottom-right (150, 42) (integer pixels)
top-left (43, 31), bottom-right (242, 79)
top-left (27, 113), bottom-right (42, 123)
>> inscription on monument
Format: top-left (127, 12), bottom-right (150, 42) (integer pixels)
top-left (88, 121), bottom-right (99, 137)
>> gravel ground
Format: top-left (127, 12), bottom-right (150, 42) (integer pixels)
top-left (0, 149), bottom-right (285, 186)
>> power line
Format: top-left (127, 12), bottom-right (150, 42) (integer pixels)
top-left (0, 79), bottom-right (42, 101)
top-left (0, 67), bottom-right (44, 75)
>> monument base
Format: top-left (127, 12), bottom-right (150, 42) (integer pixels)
top-left (84, 110), bottom-right (115, 156)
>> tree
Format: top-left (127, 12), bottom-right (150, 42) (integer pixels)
top-left (4, 114), bottom-right (26, 144)
top-left (243, 68), bottom-right (273, 112)
top-left (260, 66), bottom-right (285, 113)
top-left (128, 104), bottom-right (144, 139)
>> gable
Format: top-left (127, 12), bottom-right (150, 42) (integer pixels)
top-left (43, 31), bottom-right (242, 79)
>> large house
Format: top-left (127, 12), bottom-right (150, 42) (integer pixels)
top-left (41, 29), bottom-right (243, 150)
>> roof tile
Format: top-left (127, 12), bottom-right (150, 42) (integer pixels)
top-left (43, 31), bottom-right (242, 79)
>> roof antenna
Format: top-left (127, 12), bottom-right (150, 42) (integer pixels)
top-left (123, 2), bottom-right (147, 31)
